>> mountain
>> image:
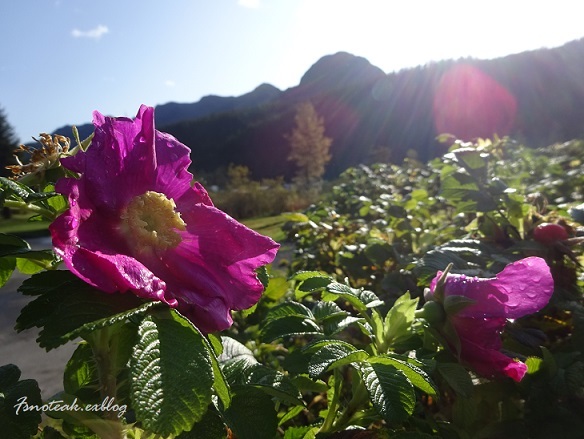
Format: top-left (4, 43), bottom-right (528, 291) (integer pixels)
top-left (52, 39), bottom-right (584, 181)
top-left (53, 83), bottom-right (282, 142)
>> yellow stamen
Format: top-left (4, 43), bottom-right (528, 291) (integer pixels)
top-left (121, 191), bottom-right (186, 252)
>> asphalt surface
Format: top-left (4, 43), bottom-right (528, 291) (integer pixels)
top-left (0, 237), bottom-right (77, 399)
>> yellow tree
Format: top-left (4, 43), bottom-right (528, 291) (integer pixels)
top-left (286, 102), bottom-right (332, 187)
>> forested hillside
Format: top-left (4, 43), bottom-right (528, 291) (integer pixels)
top-left (53, 38), bottom-right (584, 182)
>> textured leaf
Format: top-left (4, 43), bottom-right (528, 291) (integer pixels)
top-left (0, 256), bottom-right (15, 288)
top-left (383, 292), bottom-right (419, 346)
top-left (324, 282), bottom-right (384, 311)
top-left (311, 301), bottom-right (343, 321)
top-left (130, 310), bottom-right (214, 437)
top-left (260, 315), bottom-right (322, 342)
top-left (16, 270), bottom-right (160, 350)
top-left (436, 362), bottom-right (474, 398)
top-left (0, 177), bottom-right (33, 200)
top-left (219, 336), bottom-right (255, 361)
top-left (263, 301), bottom-right (314, 324)
top-left (197, 335), bottom-right (231, 410)
top-left (368, 356), bottom-right (437, 396)
top-left (16, 250), bottom-right (56, 275)
top-left (177, 406), bottom-right (226, 439)
top-left (63, 342), bottom-right (99, 398)
top-left (246, 364), bottom-right (303, 405)
top-left (0, 233), bottom-right (31, 257)
top-left (18, 284), bottom-right (159, 350)
top-left (0, 364), bottom-right (43, 439)
top-left (222, 386), bottom-right (278, 439)
top-left (222, 350), bottom-right (302, 405)
top-left (263, 276), bottom-right (289, 301)
top-left (292, 270), bottom-right (330, 282)
top-left (525, 357), bottom-right (543, 375)
top-left (308, 342), bottom-right (369, 378)
top-left (358, 362), bottom-right (416, 423)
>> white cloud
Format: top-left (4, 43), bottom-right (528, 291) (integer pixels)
top-left (238, 0), bottom-right (260, 8)
top-left (164, 80), bottom-right (176, 87)
top-left (71, 25), bottom-right (109, 40)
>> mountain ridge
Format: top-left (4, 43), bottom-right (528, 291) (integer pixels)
top-left (52, 38), bottom-right (584, 181)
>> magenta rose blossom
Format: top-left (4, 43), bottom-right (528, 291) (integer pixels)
top-left (429, 257), bottom-right (554, 381)
top-left (50, 105), bottom-right (279, 333)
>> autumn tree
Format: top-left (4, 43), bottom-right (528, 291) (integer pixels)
top-left (286, 102), bottom-right (332, 187)
top-left (0, 106), bottom-right (18, 177)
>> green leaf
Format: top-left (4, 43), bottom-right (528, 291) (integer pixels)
top-left (0, 177), bottom-right (33, 200)
top-left (63, 342), bottom-right (99, 398)
top-left (177, 406), bottom-right (226, 439)
top-left (278, 404), bottom-right (305, 426)
top-left (0, 256), bottom-right (16, 288)
top-left (263, 276), bottom-right (289, 301)
top-left (0, 364), bottom-right (43, 439)
top-left (290, 374), bottom-right (328, 393)
top-left (16, 250), bottom-right (56, 275)
top-left (256, 265), bottom-right (269, 289)
top-left (130, 309), bottom-right (214, 437)
top-left (358, 361), bottom-right (416, 423)
top-left (245, 364), bottom-right (304, 405)
top-left (284, 212), bottom-right (310, 222)
top-left (219, 336), bottom-right (255, 361)
top-left (221, 386), bottom-right (278, 439)
top-left (525, 356), bottom-right (543, 375)
top-left (368, 356), bottom-right (437, 396)
top-left (263, 301), bottom-right (314, 324)
top-left (44, 185), bottom-right (68, 213)
top-left (324, 282), bottom-right (384, 312)
top-left (294, 272), bottom-right (332, 299)
top-left (260, 315), bottom-right (322, 342)
top-left (292, 270), bottom-right (330, 282)
top-left (383, 292), bottom-right (419, 347)
top-left (311, 301), bottom-right (343, 321)
top-left (436, 362), bottom-right (474, 398)
top-left (0, 233), bottom-right (31, 257)
top-left (16, 271), bottom-right (160, 350)
top-left (308, 342), bottom-right (369, 378)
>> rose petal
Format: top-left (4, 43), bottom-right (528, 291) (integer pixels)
top-left (431, 257), bottom-right (554, 319)
top-left (451, 316), bottom-right (527, 382)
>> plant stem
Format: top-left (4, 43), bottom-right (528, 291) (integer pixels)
top-left (86, 326), bottom-right (126, 439)
top-left (319, 368), bottom-right (343, 434)
top-left (333, 377), bottom-right (369, 430)
top-left (3, 199), bottom-right (56, 220)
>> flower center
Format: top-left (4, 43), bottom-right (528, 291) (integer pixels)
top-left (121, 191), bottom-right (186, 251)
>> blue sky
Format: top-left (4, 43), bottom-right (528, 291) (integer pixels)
top-left (2, 0), bottom-right (583, 143)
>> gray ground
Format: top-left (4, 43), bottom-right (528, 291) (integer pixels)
top-left (0, 237), bottom-right (76, 399)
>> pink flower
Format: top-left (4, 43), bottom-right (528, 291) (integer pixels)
top-left (50, 105), bottom-right (279, 333)
top-left (429, 257), bottom-right (554, 381)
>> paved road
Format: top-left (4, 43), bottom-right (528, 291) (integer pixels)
top-left (0, 237), bottom-right (77, 399)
